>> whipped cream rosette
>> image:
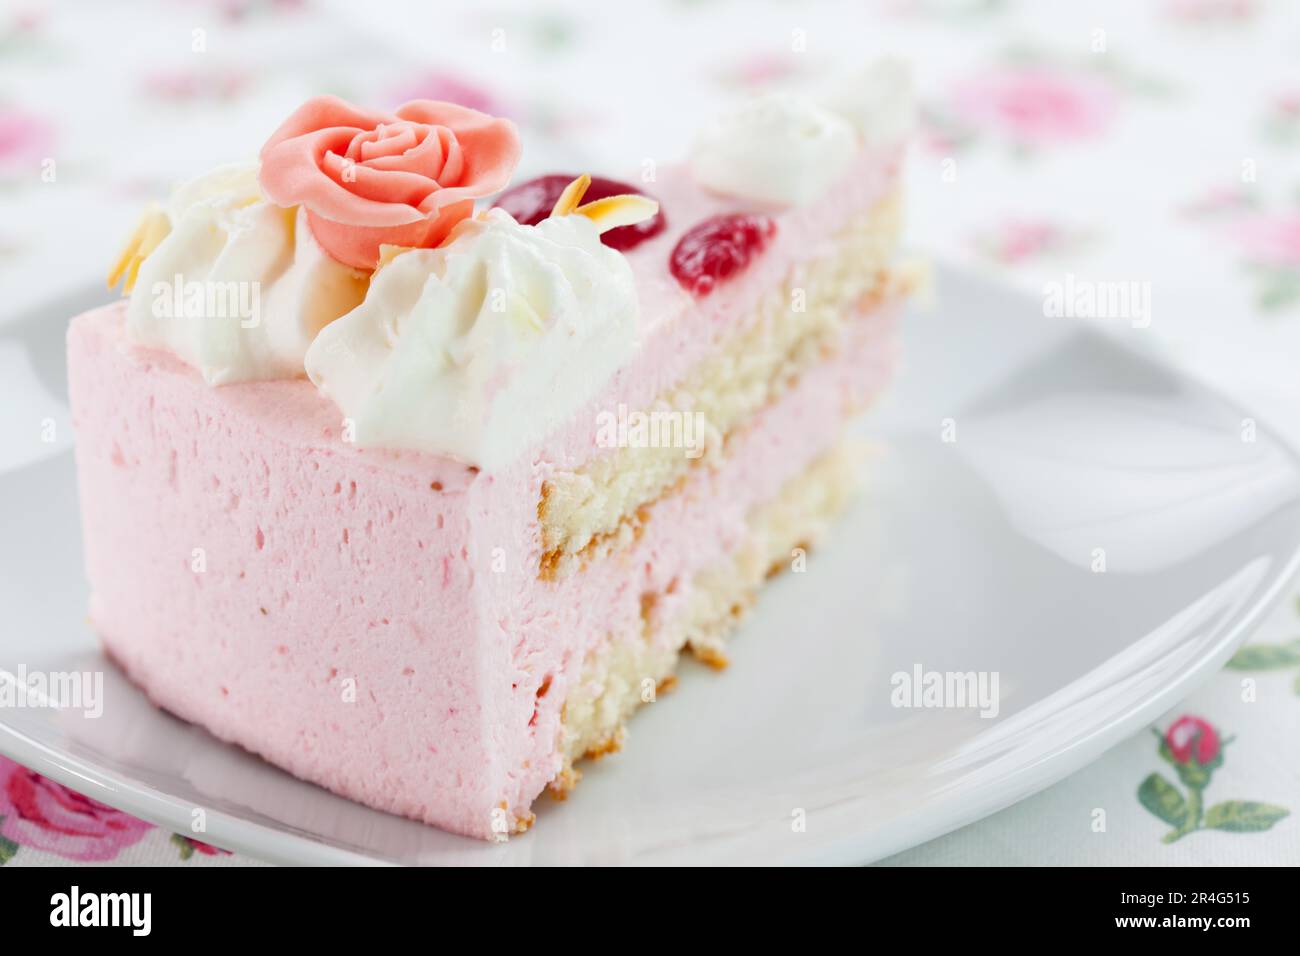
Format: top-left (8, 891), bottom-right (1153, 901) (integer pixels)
top-left (690, 59), bottom-right (914, 207)
top-left (306, 177), bottom-right (659, 469)
top-left (114, 162), bottom-right (368, 385)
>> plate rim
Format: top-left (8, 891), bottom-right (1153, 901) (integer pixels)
top-left (834, 552), bottom-right (1300, 865)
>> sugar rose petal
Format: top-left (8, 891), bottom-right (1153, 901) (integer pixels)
top-left (258, 94), bottom-right (521, 269)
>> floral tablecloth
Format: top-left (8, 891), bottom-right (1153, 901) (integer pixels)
top-left (0, 0), bottom-right (1297, 866)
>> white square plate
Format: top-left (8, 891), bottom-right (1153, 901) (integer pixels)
top-left (2, 266), bottom-right (1297, 865)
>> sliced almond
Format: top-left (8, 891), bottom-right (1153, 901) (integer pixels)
top-left (549, 174), bottom-right (592, 218)
top-left (574, 194), bottom-right (659, 235)
top-left (375, 243), bottom-right (418, 272)
top-left (107, 203), bottom-right (170, 294)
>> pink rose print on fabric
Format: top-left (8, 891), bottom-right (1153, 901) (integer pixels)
top-left (142, 66), bottom-right (252, 103)
top-left (0, 108), bottom-right (55, 174)
top-left (951, 67), bottom-right (1117, 148)
top-left (0, 755), bottom-right (153, 863)
top-left (714, 52), bottom-right (807, 91)
top-left (1180, 185), bottom-right (1256, 219)
top-left (385, 72), bottom-right (512, 120)
top-left (1233, 215), bottom-right (1300, 269)
top-left (922, 53), bottom-right (1144, 160)
top-left (1165, 715), bottom-right (1221, 766)
top-left (1137, 715), bottom-right (1288, 843)
top-left (1262, 92), bottom-right (1300, 146)
top-left (970, 218), bottom-right (1089, 267)
top-left (171, 833), bottom-right (233, 860)
top-left (214, 0), bottom-right (306, 22)
top-left (1184, 185), bottom-right (1300, 312)
top-left (1163, 0), bottom-right (1259, 24)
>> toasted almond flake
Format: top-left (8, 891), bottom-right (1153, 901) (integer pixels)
top-left (106, 227), bottom-right (139, 290)
top-left (107, 203), bottom-right (170, 294)
top-left (375, 243), bottom-right (417, 272)
top-left (549, 174), bottom-right (592, 218)
top-left (127, 210), bottom-right (170, 290)
top-left (574, 194), bottom-right (659, 234)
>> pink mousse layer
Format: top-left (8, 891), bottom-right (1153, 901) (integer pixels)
top-left (68, 294), bottom-right (897, 838)
top-left (534, 145), bottom-right (902, 476)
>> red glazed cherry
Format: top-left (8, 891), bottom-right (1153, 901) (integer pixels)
top-left (669, 213), bottom-right (777, 297)
top-left (493, 173), bottom-right (667, 252)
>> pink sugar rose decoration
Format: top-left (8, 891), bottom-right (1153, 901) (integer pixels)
top-left (952, 67), bottom-right (1116, 147)
top-left (0, 755), bottom-right (152, 862)
top-left (259, 95), bottom-right (522, 270)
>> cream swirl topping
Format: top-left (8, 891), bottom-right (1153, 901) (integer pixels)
top-left (305, 205), bottom-right (643, 470)
top-left (690, 92), bottom-right (857, 207)
top-left (122, 162), bottom-right (368, 384)
top-left (819, 58), bottom-right (916, 147)
top-left (690, 59), bottom-right (914, 207)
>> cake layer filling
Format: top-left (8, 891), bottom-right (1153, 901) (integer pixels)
top-left (538, 191), bottom-right (904, 580)
top-left (501, 298), bottom-right (898, 819)
top-left (554, 439), bottom-right (863, 783)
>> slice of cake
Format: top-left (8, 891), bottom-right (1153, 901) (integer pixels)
top-left (69, 63), bottom-right (919, 840)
